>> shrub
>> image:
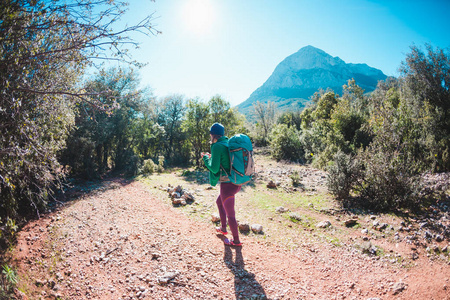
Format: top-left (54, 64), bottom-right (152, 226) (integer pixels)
top-left (141, 159), bottom-right (157, 175)
top-left (356, 146), bottom-right (423, 211)
top-left (140, 156), bottom-right (164, 175)
top-left (156, 156), bottom-right (165, 173)
top-left (1, 264), bottom-right (18, 296)
top-left (327, 151), bottom-right (361, 200)
top-left (269, 124), bottom-right (304, 162)
top-left (289, 171), bottom-right (302, 187)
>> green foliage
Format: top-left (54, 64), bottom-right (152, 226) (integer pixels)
top-left (183, 98), bottom-right (211, 167)
top-left (0, 218), bottom-right (19, 250)
top-left (277, 111), bottom-right (302, 131)
top-left (252, 101), bottom-right (277, 146)
top-left (140, 156), bottom-right (164, 175)
top-left (289, 171), bottom-right (302, 187)
top-left (293, 46), bottom-right (450, 211)
top-left (0, 0), bottom-right (156, 240)
top-left (327, 151), bottom-right (361, 200)
top-left (299, 86), bottom-right (371, 168)
top-left (60, 68), bottom-right (150, 178)
top-left (157, 94), bottom-right (188, 165)
top-left (269, 124), bottom-right (304, 162)
top-left (330, 99), bottom-right (371, 152)
top-left (312, 91), bottom-right (338, 120)
top-left (1, 264), bottom-right (18, 295)
top-left (355, 139), bottom-right (424, 211)
top-left (181, 95), bottom-right (247, 167)
top-left (400, 44), bottom-right (450, 171)
top-left (208, 95), bottom-right (247, 137)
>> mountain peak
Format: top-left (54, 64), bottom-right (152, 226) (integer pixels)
top-left (297, 45), bottom-right (327, 54)
top-left (237, 46), bottom-right (387, 117)
top-left (277, 46), bottom-right (344, 72)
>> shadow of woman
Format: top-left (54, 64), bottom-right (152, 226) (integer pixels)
top-left (224, 246), bottom-right (267, 299)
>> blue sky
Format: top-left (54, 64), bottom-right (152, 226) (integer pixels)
top-left (122, 0), bottom-right (450, 106)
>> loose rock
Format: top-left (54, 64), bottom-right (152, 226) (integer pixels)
top-left (344, 219), bottom-right (358, 227)
top-left (251, 224), bottom-right (263, 234)
top-left (238, 223), bottom-right (250, 232)
top-left (266, 181), bottom-right (277, 189)
top-left (157, 272), bottom-right (179, 285)
top-left (316, 220), bottom-right (331, 228)
top-left (211, 214), bottom-right (220, 223)
top-left (392, 282), bottom-right (407, 295)
top-left (275, 206), bottom-right (289, 213)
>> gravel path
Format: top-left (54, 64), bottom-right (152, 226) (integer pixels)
top-left (12, 179), bottom-right (450, 299)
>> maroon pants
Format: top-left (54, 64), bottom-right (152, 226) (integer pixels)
top-left (216, 182), bottom-right (241, 242)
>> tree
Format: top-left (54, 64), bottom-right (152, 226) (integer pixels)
top-left (0, 0), bottom-right (156, 226)
top-left (270, 124), bottom-right (304, 162)
top-left (400, 44), bottom-right (450, 171)
top-left (183, 99), bottom-right (210, 167)
top-left (61, 68), bottom-right (148, 178)
top-left (277, 111), bottom-right (302, 131)
top-left (157, 95), bottom-right (188, 164)
top-left (253, 101), bottom-right (276, 146)
top-left (208, 95), bottom-right (246, 136)
top-left (133, 97), bottom-right (165, 160)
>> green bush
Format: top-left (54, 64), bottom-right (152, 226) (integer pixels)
top-left (289, 171), bottom-right (302, 187)
top-left (141, 159), bottom-right (157, 175)
top-left (140, 156), bottom-right (164, 175)
top-left (356, 145), bottom-right (423, 211)
top-left (269, 124), bottom-right (304, 162)
top-left (1, 264), bottom-right (18, 296)
top-left (327, 151), bottom-right (361, 200)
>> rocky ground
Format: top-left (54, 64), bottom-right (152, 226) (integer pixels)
top-left (8, 154), bottom-right (450, 300)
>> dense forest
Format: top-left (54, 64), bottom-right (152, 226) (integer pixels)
top-left (1, 0), bottom-right (449, 261)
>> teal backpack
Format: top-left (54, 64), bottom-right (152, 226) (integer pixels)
top-left (222, 134), bottom-right (255, 186)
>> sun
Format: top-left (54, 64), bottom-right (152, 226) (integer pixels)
top-left (182, 0), bottom-right (216, 36)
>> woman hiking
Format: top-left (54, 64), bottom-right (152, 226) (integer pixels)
top-left (202, 123), bottom-right (242, 247)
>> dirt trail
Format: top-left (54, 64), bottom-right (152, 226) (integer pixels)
top-left (11, 179), bottom-right (450, 299)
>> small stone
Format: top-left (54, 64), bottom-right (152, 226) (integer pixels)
top-left (157, 272), bottom-right (179, 284)
top-left (435, 234), bottom-right (444, 242)
top-left (275, 206), bottom-right (289, 213)
top-left (377, 223), bottom-right (388, 230)
top-left (316, 220), bottom-right (331, 228)
top-left (344, 219), bottom-right (358, 227)
top-left (238, 223), bottom-right (250, 232)
top-left (35, 279), bottom-right (45, 287)
top-left (392, 282), bottom-right (407, 295)
top-left (172, 198), bottom-right (182, 205)
top-left (289, 213), bottom-right (302, 222)
top-left (419, 222), bottom-right (428, 229)
top-left (267, 180), bottom-right (277, 189)
top-left (424, 231), bottom-right (433, 239)
top-left (211, 214), bottom-right (220, 223)
top-left (251, 224), bottom-right (263, 234)
top-left (361, 228), bottom-right (369, 234)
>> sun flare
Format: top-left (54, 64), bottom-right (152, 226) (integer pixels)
top-left (182, 0), bottom-right (215, 36)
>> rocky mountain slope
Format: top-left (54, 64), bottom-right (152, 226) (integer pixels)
top-left (237, 45), bottom-right (387, 117)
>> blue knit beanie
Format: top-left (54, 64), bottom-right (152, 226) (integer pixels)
top-left (209, 123), bottom-right (225, 136)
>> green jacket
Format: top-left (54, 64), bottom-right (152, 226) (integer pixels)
top-left (203, 136), bottom-right (231, 186)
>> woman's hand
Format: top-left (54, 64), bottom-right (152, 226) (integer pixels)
top-left (201, 152), bottom-right (211, 158)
